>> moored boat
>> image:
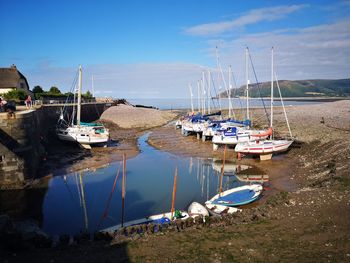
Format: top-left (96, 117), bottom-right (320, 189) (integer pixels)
top-left (205, 203), bottom-right (241, 216)
top-left (235, 47), bottom-right (294, 160)
top-left (235, 174), bottom-right (269, 183)
top-left (205, 184), bottom-right (263, 207)
top-left (188, 202), bottom-right (209, 218)
top-left (102, 210), bottom-right (189, 232)
top-left (56, 66), bottom-right (109, 149)
top-left (235, 139), bottom-right (293, 155)
top-left (212, 127), bottom-right (271, 150)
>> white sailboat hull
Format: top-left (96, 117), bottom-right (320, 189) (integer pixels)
top-left (212, 129), bottom-right (269, 145)
top-left (235, 140), bottom-right (293, 154)
top-left (188, 202), bottom-right (209, 218)
top-left (205, 203), bottom-right (241, 216)
top-left (57, 126), bottom-right (109, 145)
top-left (102, 211), bottom-right (190, 232)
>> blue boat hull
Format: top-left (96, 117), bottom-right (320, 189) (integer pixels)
top-left (211, 188), bottom-right (260, 206)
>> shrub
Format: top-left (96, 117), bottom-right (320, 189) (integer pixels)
top-left (3, 89), bottom-right (27, 103)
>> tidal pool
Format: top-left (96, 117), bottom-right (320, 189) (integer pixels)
top-left (39, 133), bottom-right (266, 236)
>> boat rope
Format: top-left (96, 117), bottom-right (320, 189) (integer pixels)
top-left (275, 72), bottom-right (293, 139)
top-left (57, 69), bottom-right (79, 127)
top-left (217, 60), bottom-right (233, 118)
top-left (247, 50), bottom-right (270, 126)
top-left (210, 71), bottom-right (220, 111)
top-left (230, 68), bottom-right (244, 118)
top-left (204, 71), bottom-right (218, 112)
top-left (227, 66), bottom-right (236, 119)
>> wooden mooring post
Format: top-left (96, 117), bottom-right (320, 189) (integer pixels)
top-left (170, 167), bottom-right (178, 220)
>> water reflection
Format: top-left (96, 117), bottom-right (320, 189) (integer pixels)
top-left (41, 133), bottom-right (268, 236)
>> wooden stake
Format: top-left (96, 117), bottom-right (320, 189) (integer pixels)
top-left (219, 145), bottom-right (227, 195)
top-left (121, 153), bottom-right (126, 227)
top-left (170, 167), bottom-right (178, 220)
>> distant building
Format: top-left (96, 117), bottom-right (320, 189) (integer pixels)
top-left (0, 64), bottom-right (32, 96)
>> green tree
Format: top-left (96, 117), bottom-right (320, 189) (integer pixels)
top-left (49, 86), bottom-right (61, 94)
top-left (83, 90), bottom-right (93, 99)
top-left (33, 85), bottom-right (44, 93)
top-left (3, 89), bottom-right (27, 102)
top-left (64, 92), bottom-right (74, 97)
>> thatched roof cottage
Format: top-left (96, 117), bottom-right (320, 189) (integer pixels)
top-left (0, 64), bottom-right (32, 96)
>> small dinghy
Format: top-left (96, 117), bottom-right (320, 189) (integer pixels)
top-left (235, 174), bottom-right (269, 183)
top-left (206, 184), bottom-right (263, 207)
top-left (205, 203), bottom-right (241, 216)
top-left (188, 202), bottom-right (209, 218)
top-left (102, 210), bottom-right (189, 232)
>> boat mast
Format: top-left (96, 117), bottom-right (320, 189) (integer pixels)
top-left (202, 71), bottom-right (206, 115)
top-left (207, 70), bottom-right (211, 114)
top-left (77, 65), bottom-right (82, 126)
top-left (215, 46), bottom-right (222, 113)
top-left (228, 66), bottom-right (231, 118)
top-left (245, 47), bottom-right (250, 121)
top-left (270, 47), bottom-right (274, 129)
top-left (91, 74), bottom-right (95, 98)
top-left (197, 80), bottom-right (201, 113)
top-left (189, 83), bottom-right (194, 113)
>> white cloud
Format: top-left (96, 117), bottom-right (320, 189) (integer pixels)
top-left (207, 19), bottom-right (350, 85)
top-left (184, 5), bottom-right (307, 36)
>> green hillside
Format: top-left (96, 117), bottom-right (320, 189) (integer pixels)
top-left (220, 79), bottom-right (350, 98)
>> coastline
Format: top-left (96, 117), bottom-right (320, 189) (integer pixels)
top-left (1, 100), bottom-right (350, 262)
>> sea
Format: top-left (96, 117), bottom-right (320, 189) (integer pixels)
top-left (127, 98), bottom-right (322, 110)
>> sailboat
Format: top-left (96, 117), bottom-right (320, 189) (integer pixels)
top-left (205, 184), bottom-right (263, 207)
top-left (56, 66), bottom-right (109, 149)
top-left (211, 47), bottom-right (272, 151)
top-left (235, 47), bottom-right (294, 160)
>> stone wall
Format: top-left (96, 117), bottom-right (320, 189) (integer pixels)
top-left (0, 109), bottom-right (45, 188)
top-left (0, 102), bottom-right (114, 188)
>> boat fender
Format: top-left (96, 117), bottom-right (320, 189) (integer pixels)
top-left (174, 210), bottom-right (185, 219)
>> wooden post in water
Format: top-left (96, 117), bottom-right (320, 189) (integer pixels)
top-left (121, 153), bottom-right (126, 227)
top-left (219, 145), bottom-right (227, 195)
top-left (170, 167), bottom-right (178, 220)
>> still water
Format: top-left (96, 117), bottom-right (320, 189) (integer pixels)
top-left (41, 133), bottom-right (263, 236)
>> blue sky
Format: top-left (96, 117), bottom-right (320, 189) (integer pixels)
top-left (1, 0), bottom-right (349, 98)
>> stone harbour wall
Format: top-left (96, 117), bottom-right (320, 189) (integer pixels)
top-left (0, 102), bottom-right (114, 188)
top-left (0, 109), bottom-right (45, 188)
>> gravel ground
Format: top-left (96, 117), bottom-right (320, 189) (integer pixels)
top-left (101, 104), bottom-right (178, 129)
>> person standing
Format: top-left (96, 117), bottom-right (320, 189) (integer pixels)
top-left (0, 97), bottom-right (7, 112)
top-left (25, 95), bottom-right (32, 109)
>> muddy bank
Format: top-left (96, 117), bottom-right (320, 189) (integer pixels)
top-left (33, 110), bottom-right (181, 180)
top-left (1, 101), bottom-right (350, 262)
